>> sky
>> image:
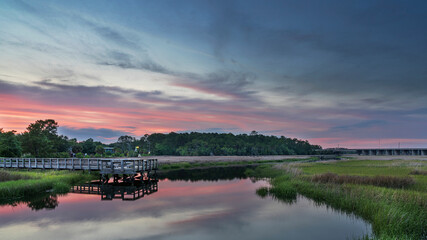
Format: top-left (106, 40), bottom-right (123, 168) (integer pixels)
top-left (1, 0), bottom-right (427, 148)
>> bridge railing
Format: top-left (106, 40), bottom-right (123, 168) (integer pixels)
top-left (0, 158), bottom-right (158, 174)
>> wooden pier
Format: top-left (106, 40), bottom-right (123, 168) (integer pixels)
top-left (0, 158), bottom-right (158, 175)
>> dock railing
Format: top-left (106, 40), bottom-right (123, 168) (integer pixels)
top-left (0, 158), bottom-right (158, 174)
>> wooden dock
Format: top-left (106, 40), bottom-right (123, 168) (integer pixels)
top-left (0, 158), bottom-right (158, 175)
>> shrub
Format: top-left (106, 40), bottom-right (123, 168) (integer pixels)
top-left (54, 152), bottom-right (70, 158)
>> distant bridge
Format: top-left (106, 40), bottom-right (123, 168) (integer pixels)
top-left (317, 148), bottom-right (427, 156)
top-left (355, 148), bottom-right (427, 156)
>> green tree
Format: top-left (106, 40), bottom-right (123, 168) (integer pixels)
top-left (82, 138), bottom-right (96, 154)
top-left (95, 145), bottom-right (105, 155)
top-left (0, 129), bottom-right (22, 157)
top-left (72, 144), bottom-right (83, 154)
top-left (19, 119), bottom-right (59, 157)
top-left (117, 135), bottom-right (135, 152)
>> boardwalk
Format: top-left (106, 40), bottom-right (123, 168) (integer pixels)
top-left (0, 158), bottom-right (158, 175)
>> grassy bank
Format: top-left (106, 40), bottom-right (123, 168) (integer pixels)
top-left (0, 170), bottom-right (96, 201)
top-left (249, 160), bottom-right (427, 240)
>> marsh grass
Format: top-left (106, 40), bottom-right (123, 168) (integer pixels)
top-left (255, 187), bottom-right (269, 198)
top-left (0, 170), bottom-right (32, 182)
top-left (311, 173), bottom-right (415, 189)
top-left (291, 180), bottom-right (427, 240)
top-left (0, 170), bottom-right (96, 200)
top-left (269, 175), bottom-right (297, 203)
top-left (251, 160), bottom-right (427, 240)
top-left (410, 169), bottom-right (427, 175)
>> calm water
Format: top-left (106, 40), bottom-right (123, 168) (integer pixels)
top-left (0, 168), bottom-right (372, 240)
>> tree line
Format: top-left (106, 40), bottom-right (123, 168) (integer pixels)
top-left (0, 119), bottom-right (321, 158)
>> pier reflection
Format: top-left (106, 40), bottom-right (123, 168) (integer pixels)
top-left (71, 179), bottom-right (159, 201)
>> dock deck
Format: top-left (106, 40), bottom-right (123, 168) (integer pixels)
top-left (0, 158), bottom-right (158, 174)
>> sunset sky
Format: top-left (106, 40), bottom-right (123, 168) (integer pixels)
top-left (1, 0), bottom-right (427, 148)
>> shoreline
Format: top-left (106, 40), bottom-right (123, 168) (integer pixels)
top-left (153, 154), bottom-right (427, 163)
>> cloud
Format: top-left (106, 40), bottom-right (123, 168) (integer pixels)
top-left (330, 120), bottom-right (387, 132)
top-left (173, 71), bottom-right (258, 100)
top-left (98, 51), bottom-right (171, 74)
top-left (92, 26), bottom-right (139, 49)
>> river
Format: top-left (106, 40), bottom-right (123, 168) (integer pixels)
top-left (0, 167), bottom-right (372, 240)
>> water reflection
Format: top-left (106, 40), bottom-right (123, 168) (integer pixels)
top-left (0, 193), bottom-right (60, 211)
top-left (26, 195), bottom-right (59, 211)
top-left (71, 179), bottom-right (158, 201)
